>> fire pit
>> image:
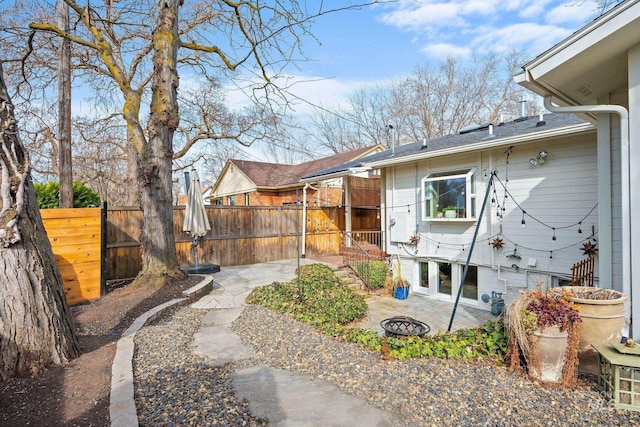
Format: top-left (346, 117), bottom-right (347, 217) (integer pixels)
top-left (380, 316), bottom-right (430, 338)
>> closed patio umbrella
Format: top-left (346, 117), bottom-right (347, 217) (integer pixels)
top-left (183, 169), bottom-right (211, 268)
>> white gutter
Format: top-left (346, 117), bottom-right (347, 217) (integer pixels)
top-left (543, 96), bottom-right (632, 333)
top-left (301, 182), bottom-right (318, 258)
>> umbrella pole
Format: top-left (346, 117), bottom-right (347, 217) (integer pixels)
top-left (192, 237), bottom-right (199, 266)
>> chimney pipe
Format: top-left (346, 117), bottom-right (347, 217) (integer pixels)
top-left (519, 96), bottom-right (527, 117)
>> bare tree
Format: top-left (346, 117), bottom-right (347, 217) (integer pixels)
top-left (0, 60), bottom-right (79, 381)
top-left (305, 51), bottom-right (533, 153)
top-left (29, 0), bottom-right (384, 285)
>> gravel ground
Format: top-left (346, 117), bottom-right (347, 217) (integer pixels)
top-left (134, 304), bottom-right (640, 426)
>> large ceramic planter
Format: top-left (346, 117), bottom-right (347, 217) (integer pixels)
top-left (531, 326), bottom-right (568, 383)
top-left (444, 210), bottom-right (457, 218)
top-left (553, 286), bottom-right (627, 352)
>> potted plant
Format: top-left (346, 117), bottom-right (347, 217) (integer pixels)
top-left (385, 256), bottom-right (411, 300)
top-left (443, 206), bottom-right (457, 218)
top-left (550, 286), bottom-right (627, 353)
top-left (506, 289), bottom-right (582, 385)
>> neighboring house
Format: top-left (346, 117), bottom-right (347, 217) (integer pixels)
top-left (514, 0), bottom-right (640, 336)
top-left (303, 113), bottom-right (598, 313)
top-left (175, 185), bottom-right (211, 206)
top-left (210, 145), bottom-right (383, 207)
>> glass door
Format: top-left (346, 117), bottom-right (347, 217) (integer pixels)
top-left (461, 265), bottom-right (478, 301)
top-left (437, 262), bottom-right (452, 298)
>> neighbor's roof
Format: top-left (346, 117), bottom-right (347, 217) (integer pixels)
top-left (301, 113), bottom-right (593, 181)
top-left (229, 145), bottom-right (381, 188)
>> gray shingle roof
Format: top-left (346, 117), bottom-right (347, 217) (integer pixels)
top-left (302, 113), bottom-right (590, 180)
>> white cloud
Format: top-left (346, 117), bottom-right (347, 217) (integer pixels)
top-left (471, 23), bottom-right (573, 54)
top-left (224, 74), bottom-right (368, 116)
top-left (545, 1), bottom-right (598, 25)
top-left (421, 43), bottom-right (472, 60)
top-left (379, 1), bottom-right (468, 30)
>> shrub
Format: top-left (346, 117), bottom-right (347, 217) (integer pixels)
top-left (354, 260), bottom-right (387, 290)
top-left (247, 263), bottom-right (368, 325)
top-left (34, 181), bottom-right (101, 209)
top-left (248, 263), bottom-right (508, 364)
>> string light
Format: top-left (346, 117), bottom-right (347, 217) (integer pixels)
top-left (578, 222), bottom-right (582, 234)
top-left (550, 251), bottom-right (553, 259)
top-left (521, 211), bottom-right (526, 228)
top-left (552, 228), bottom-right (556, 241)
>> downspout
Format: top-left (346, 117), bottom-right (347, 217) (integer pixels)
top-left (302, 182), bottom-right (319, 258)
top-left (543, 96), bottom-right (631, 333)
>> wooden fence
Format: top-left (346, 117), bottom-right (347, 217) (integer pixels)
top-left (41, 208), bottom-right (105, 306)
top-left (106, 205), bottom-right (365, 280)
top-left (42, 204), bottom-right (379, 304)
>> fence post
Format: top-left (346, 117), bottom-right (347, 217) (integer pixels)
top-left (100, 200), bottom-right (107, 296)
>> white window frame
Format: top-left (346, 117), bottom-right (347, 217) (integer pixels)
top-left (421, 168), bottom-right (477, 221)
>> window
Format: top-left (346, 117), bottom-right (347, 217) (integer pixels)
top-left (422, 169), bottom-right (476, 220)
top-left (228, 195), bottom-right (236, 206)
top-left (244, 193), bottom-right (250, 205)
top-left (462, 265), bottom-right (478, 300)
top-left (420, 262), bottom-right (429, 289)
top-left (214, 198), bottom-right (223, 206)
top-left (437, 262), bottom-right (452, 295)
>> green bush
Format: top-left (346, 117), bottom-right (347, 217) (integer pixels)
top-left (247, 263), bottom-right (508, 364)
top-left (354, 260), bottom-right (388, 289)
top-left (326, 319), bottom-right (507, 364)
top-left (247, 263), bottom-right (368, 325)
top-left (34, 181), bottom-right (101, 209)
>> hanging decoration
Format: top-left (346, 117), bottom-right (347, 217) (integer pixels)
top-left (582, 239), bottom-right (598, 256)
top-left (491, 237), bottom-right (505, 249)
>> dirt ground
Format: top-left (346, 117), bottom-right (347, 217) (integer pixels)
top-left (0, 275), bottom-right (201, 427)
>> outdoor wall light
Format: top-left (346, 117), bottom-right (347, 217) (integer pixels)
top-left (529, 150), bottom-right (549, 166)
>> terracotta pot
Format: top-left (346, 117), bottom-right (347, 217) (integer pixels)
top-left (553, 286), bottom-right (627, 352)
top-left (531, 326), bottom-right (568, 383)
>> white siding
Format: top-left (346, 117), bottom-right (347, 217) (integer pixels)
top-left (213, 166), bottom-right (255, 198)
top-left (384, 131), bottom-right (598, 311)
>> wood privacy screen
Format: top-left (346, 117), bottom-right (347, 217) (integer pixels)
top-left (41, 208), bottom-right (104, 306)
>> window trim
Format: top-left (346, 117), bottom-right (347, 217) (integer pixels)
top-left (421, 168), bottom-right (477, 221)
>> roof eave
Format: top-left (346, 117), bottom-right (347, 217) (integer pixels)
top-left (363, 123), bottom-right (595, 169)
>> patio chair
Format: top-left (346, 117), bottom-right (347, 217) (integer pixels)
top-left (570, 255), bottom-right (595, 287)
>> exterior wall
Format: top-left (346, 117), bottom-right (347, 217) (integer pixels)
top-left (213, 165), bottom-right (255, 198)
top-left (384, 132), bottom-right (598, 311)
top-left (232, 187), bottom-right (345, 207)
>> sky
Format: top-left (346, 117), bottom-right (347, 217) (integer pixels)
top-left (252, 0), bottom-right (606, 113)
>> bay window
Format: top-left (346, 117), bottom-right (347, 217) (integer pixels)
top-left (422, 169), bottom-right (476, 220)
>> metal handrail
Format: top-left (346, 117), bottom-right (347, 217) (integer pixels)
top-left (341, 230), bottom-right (385, 290)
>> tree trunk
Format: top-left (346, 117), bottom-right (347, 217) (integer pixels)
top-left (57, 0), bottom-right (73, 208)
top-left (0, 63), bottom-right (79, 381)
top-left (135, 0), bottom-right (185, 283)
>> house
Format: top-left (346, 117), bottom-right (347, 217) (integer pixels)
top-left (302, 113), bottom-right (598, 314)
top-left (175, 185), bottom-right (211, 206)
top-left (210, 145), bottom-right (383, 207)
top-left (514, 0), bottom-right (640, 336)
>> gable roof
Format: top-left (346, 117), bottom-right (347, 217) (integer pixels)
top-left (228, 145), bottom-right (381, 189)
top-left (301, 113), bottom-right (593, 181)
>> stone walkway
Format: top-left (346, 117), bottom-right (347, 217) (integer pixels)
top-left (190, 259), bottom-right (402, 426)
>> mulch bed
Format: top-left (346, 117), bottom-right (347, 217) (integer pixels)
top-left (0, 275), bottom-right (201, 427)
